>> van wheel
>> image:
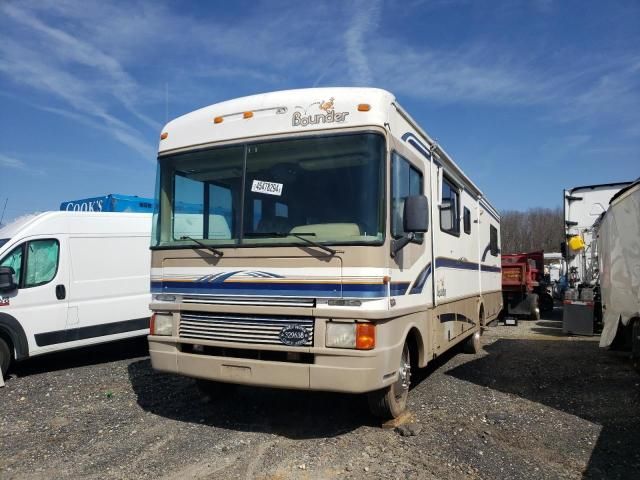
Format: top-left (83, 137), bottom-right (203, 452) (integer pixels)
top-left (463, 331), bottom-right (481, 354)
top-left (368, 342), bottom-right (411, 419)
top-left (196, 379), bottom-right (236, 400)
top-left (0, 337), bottom-right (11, 377)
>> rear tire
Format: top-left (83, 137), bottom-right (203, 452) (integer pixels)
top-left (0, 336), bottom-right (11, 377)
top-left (463, 331), bottom-right (481, 354)
top-left (529, 293), bottom-right (540, 320)
top-left (368, 342), bottom-right (412, 419)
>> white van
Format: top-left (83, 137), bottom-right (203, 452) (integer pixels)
top-left (0, 211), bottom-right (152, 376)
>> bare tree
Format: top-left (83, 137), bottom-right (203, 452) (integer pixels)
top-left (501, 207), bottom-right (564, 254)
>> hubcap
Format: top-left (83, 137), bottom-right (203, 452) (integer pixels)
top-left (393, 344), bottom-right (411, 400)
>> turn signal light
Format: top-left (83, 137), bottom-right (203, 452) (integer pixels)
top-left (243, 111), bottom-right (254, 119)
top-left (160, 132), bottom-right (168, 140)
top-left (214, 116), bottom-right (224, 124)
top-left (357, 104), bottom-right (371, 112)
top-left (356, 323), bottom-right (375, 350)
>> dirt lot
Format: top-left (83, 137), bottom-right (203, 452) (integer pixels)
top-left (1, 308), bottom-right (639, 480)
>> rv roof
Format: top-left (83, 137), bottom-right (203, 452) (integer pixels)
top-left (158, 87), bottom-right (499, 218)
top-left (568, 181), bottom-right (632, 194)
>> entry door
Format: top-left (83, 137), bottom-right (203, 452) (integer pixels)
top-left (388, 141), bottom-right (433, 313)
top-left (0, 237), bottom-right (69, 354)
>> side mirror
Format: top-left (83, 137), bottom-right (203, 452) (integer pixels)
top-left (403, 195), bottom-right (429, 233)
top-left (0, 266), bottom-right (17, 292)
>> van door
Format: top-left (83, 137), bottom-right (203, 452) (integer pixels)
top-left (0, 237), bottom-right (69, 355)
top-left (67, 234), bottom-right (150, 341)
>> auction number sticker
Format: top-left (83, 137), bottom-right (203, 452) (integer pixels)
top-left (251, 180), bottom-right (283, 196)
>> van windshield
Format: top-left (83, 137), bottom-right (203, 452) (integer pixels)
top-left (152, 133), bottom-right (385, 248)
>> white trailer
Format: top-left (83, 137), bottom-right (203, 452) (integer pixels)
top-left (0, 212), bottom-right (152, 376)
top-left (596, 180), bottom-right (640, 367)
top-left (563, 182), bottom-right (631, 285)
top-left (147, 87), bottom-right (502, 418)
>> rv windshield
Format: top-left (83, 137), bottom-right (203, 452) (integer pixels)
top-left (152, 133), bottom-right (385, 248)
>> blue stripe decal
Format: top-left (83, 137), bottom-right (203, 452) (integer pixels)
top-left (401, 132), bottom-right (443, 168)
top-left (390, 282), bottom-right (410, 296)
top-left (439, 313), bottom-right (476, 325)
top-left (481, 244), bottom-right (492, 262)
top-left (409, 263), bottom-right (432, 295)
top-left (405, 258), bottom-right (498, 296)
top-left (481, 264), bottom-right (501, 273)
top-left (436, 257), bottom-right (479, 271)
top-left (436, 257), bottom-right (501, 273)
top-left (151, 281), bottom-right (387, 298)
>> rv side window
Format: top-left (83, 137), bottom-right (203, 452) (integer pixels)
top-left (392, 152), bottom-right (424, 241)
top-left (24, 239), bottom-right (59, 288)
top-left (0, 245), bottom-right (24, 286)
top-left (490, 225), bottom-right (499, 256)
top-left (440, 176), bottom-right (460, 235)
top-left (463, 207), bottom-right (471, 234)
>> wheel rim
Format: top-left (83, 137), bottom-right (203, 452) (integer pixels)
top-left (393, 344), bottom-right (411, 400)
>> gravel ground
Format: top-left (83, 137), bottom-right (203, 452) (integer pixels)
top-left (1, 307), bottom-right (639, 480)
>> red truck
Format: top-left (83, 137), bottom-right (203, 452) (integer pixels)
top-left (501, 251), bottom-right (554, 319)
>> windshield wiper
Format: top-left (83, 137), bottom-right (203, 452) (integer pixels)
top-left (180, 236), bottom-right (224, 257)
top-left (243, 231), bottom-right (339, 256)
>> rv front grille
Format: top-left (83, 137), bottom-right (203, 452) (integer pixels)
top-left (179, 313), bottom-right (314, 346)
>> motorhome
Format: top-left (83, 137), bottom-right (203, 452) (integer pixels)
top-left (147, 88), bottom-right (502, 418)
top-left (0, 212), bottom-right (152, 376)
top-left (596, 179), bottom-right (640, 369)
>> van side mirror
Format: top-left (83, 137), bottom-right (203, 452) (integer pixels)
top-left (403, 195), bottom-right (429, 233)
top-left (0, 266), bottom-right (17, 292)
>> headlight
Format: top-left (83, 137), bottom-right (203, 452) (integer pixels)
top-left (151, 313), bottom-right (173, 336)
top-left (326, 322), bottom-right (375, 350)
top-left (326, 322), bottom-right (356, 348)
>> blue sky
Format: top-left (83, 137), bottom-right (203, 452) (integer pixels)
top-left (1, 0), bottom-right (638, 223)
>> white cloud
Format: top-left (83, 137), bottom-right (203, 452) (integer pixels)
top-left (0, 2), bottom-right (158, 161)
top-left (0, 153), bottom-right (27, 170)
top-left (0, 153), bottom-right (45, 176)
top-left (344, 0), bottom-right (382, 85)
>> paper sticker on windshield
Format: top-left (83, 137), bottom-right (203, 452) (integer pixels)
top-left (251, 180), bottom-right (283, 196)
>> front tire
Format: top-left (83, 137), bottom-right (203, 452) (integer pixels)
top-left (368, 342), bottom-right (412, 419)
top-left (0, 336), bottom-right (11, 377)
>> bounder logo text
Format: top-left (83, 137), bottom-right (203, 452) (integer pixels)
top-left (292, 97), bottom-right (350, 127)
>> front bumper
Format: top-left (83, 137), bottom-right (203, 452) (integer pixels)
top-left (148, 335), bottom-right (401, 394)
